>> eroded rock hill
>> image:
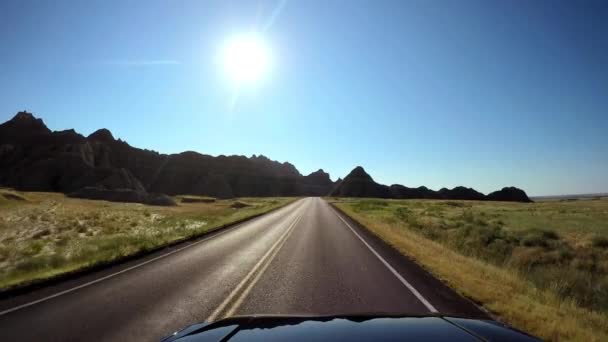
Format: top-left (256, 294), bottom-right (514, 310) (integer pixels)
top-left (0, 111), bottom-right (531, 204)
top-left (330, 166), bottom-right (531, 202)
top-left (0, 112), bottom-right (335, 203)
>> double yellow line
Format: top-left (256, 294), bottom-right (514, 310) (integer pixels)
top-left (206, 213), bottom-right (303, 322)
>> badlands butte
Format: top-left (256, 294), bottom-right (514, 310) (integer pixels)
top-left (0, 111), bottom-right (531, 204)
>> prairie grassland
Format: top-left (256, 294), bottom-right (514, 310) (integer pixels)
top-left (0, 189), bottom-right (294, 290)
top-left (331, 197), bottom-right (608, 341)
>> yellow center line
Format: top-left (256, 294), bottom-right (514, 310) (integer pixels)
top-left (224, 214), bottom-right (302, 318)
top-left (205, 212), bottom-right (303, 322)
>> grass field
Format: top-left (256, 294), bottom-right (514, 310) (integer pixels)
top-left (0, 189), bottom-right (295, 290)
top-left (331, 197), bottom-right (608, 341)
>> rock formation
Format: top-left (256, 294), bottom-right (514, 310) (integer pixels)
top-left (332, 166), bottom-right (532, 202)
top-left (486, 187), bottom-right (532, 202)
top-left (0, 112), bottom-right (335, 203)
top-left (329, 166), bottom-right (390, 198)
top-left (0, 111), bottom-right (532, 204)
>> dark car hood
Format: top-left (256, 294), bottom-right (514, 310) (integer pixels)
top-left (162, 314), bottom-right (540, 342)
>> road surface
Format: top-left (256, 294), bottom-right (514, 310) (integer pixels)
top-left (0, 197), bottom-right (487, 341)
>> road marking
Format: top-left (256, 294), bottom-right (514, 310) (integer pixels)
top-left (206, 212), bottom-right (302, 322)
top-left (329, 205), bottom-right (439, 313)
top-left (225, 214), bottom-right (301, 318)
top-left (0, 200), bottom-right (303, 317)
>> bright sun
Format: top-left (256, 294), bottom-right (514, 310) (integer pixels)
top-left (222, 33), bottom-right (271, 85)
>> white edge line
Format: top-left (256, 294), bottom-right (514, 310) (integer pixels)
top-left (330, 205), bottom-right (439, 313)
top-left (0, 200), bottom-right (303, 317)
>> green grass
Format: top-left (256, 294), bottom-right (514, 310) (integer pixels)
top-left (331, 197), bottom-right (608, 341)
top-left (0, 189), bottom-right (295, 290)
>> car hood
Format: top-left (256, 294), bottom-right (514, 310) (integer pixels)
top-left (162, 314), bottom-right (540, 341)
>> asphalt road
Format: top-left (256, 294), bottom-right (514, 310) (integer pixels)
top-left (0, 197), bottom-right (487, 341)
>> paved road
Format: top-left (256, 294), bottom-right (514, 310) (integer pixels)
top-left (0, 197), bottom-right (487, 341)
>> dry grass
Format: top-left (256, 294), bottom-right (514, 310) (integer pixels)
top-left (0, 189), bottom-right (295, 290)
top-left (331, 198), bottom-right (608, 341)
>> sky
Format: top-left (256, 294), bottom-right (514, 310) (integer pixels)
top-left (0, 0), bottom-right (607, 196)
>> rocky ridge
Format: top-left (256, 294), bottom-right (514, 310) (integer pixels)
top-left (0, 112), bottom-right (532, 204)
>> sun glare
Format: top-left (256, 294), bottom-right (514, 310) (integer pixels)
top-left (222, 33), bottom-right (271, 85)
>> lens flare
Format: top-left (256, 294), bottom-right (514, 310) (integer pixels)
top-left (222, 33), bottom-right (271, 85)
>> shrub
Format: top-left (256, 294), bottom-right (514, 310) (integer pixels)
top-left (15, 258), bottom-right (46, 272)
top-left (520, 229), bottom-right (559, 247)
top-left (444, 201), bottom-right (466, 207)
top-left (32, 229), bottom-right (51, 239)
top-left (395, 207), bottom-right (412, 221)
top-left (353, 199), bottom-right (389, 212)
top-left (24, 241), bottom-right (45, 256)
top-left (592, 236), bottom-right (608, 248)
top-left (461, 210), bottom-right (475, 223)
top-left (55, 237), bottom-right (69, 247)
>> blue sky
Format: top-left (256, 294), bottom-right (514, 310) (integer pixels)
top-left (1, 0), bottom-right (607, 196)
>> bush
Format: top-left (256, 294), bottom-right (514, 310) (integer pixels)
top-left (449, 224), bottom-right (517, 263)
top-left (15, 254), bottom-right (66, 272)
top-left (395, 207), bottom-right (412, 221)
top-left (521, 229), bottom-right (559, 247)
top-left (32, 229), bottom-right (51, 239)
top-left (353, 199), bottom-right (389, 212)
top-left (15, 258), bottom-right (45, 272)
top-left (23, 241), bottom-right (45, 256)
top-left (592, 236), bottom-right (608, 248)
top-left (461, 210), bottom-right (475, 223)
top-left (443, 201), bottom-right (466, 207)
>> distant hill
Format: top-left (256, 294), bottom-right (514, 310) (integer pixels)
top-left (0, 112), bottom-right (335, 203)
top-left (330, 166), bottom-right (391, 198)
top-left (330, 166), bottom-right (532, 202)
top-left (0, 111), bottom-right (531, 204)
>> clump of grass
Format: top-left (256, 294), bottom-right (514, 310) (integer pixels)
top-left (461, 209), bottom-right (475, 223)
top-left (520, 228), bottom-right (559, 247)
top-left (592, 236), bottom-right (608, 248)
top-left (352, 199), bottom-right (389, 212)
top-left (15, 254), bottom-right (66, 273)
top-left (31, 228), bottom-right (51, 239)
top-left (23, 241), bottom-right (45, 256)
top-left (443, 201), bottom-right (467, 207)
top-left (0, 189), bottom-right (27, 201)
top-left (230, 201), bottom-right (251, 209)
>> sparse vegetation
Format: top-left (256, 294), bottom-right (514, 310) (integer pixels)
top-left (331, 197), bottom-right (608, 341)
top-left (0, 189), bottom-right (295, 290)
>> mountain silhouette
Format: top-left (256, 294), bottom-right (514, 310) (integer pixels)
top-left (0, 112), bottom-right (531, 203)
top-left (331, 166), bottom-right (531, 202)
top-left (0, 112), bottom-right (335, 203)
top-left (329, 166), bottom-right (391, 198)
